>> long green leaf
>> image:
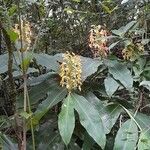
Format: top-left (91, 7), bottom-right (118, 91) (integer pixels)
top-left (71, 93), bottom-right (106, 149)
top-left (112, 21), bottom-right (136, 36)
top-left (85, 92), bottom-right (122, 134)
top-left (113, 119), bottom-right (138, 150)
top-left (32, 87), bottom-right (67, 123)
top-left (58, 94), bottom-right (75, 145)
top-left (35, 53), bottom-right (102, 81)
top-left (17, 74), bottom-right (61, 108)
top-left (134, 112), bottom-right (150, 131)
top-left (138, 131), bottom-right (150, 150)
top-left (107, 60), bottom-right (133, 90)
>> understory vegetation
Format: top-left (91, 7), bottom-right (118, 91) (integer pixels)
top-left (0, 0), bottom-right (150, 149)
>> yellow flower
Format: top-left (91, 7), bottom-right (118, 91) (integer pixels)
top-left (88, 25), bottom-right (109, 58)
top-left (122, 43), bottom-right (144, 61)
top-left (13, 20), bottom-right (32, 52)
top-left (59, 52), bottom-right (82, 92)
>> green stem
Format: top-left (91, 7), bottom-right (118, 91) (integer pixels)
top-left (27, 91), bottom-right (36, 150)
top-left (18, 0), bottom-right (27, 149)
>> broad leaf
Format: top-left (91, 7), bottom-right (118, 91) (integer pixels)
top-left (32, 85), bottom-right (67, 123)
top-left (134, 112), bottom-right (150, 131)
top-left (85, 92), bottom-right (122, 134)
top-left (81, 57), bottom-right (103, 81)
top-left (113, 119), bottom-right (138, 150)
top-left (71, 93), bottom-right (106, 149)
top-left (34, 53), bottom-right (61, 71)
top-left (17, 74), bottom-right (59, 107)
top-left (35, 53), bottom-right (102, 81)
top-left (138, 131), bottom-right (150, 150)
top-left (58, 94), bottom-right (75, 145)
top-left (123, 21), bottom-right (136, 34)
top-left (27, 72), bottom-right (56, 86)
top-left (112, 21), bottom-right (136, 36)
top-left (104, 76), bottom-right (120, 97)
top-left (107, 60), bottom-right (133, 90)
top-left (112, 28), bottom-right (124, 36)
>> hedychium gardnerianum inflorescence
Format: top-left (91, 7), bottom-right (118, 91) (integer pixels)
top-left (59, 51), bottom-right (82, 93)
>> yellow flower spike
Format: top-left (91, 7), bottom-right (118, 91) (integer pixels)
top-left (88, 25), bottom-right (109, 58)
top-left (59, 52), bottom-right (82, 92)
top-left (122, 43), bottom-right (144, 61)
top-left (13, 20), bottom-right (32, 52)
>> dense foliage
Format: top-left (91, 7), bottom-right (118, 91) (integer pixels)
top-left (0, 0), bottom-right (150, 149)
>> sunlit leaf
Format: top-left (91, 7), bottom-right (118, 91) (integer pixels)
top-left (7, 29), bottom-right (19, 42)
top-left (71, 93), bottom-right (106, 149)
top-left (20, 111), bottom-right (32, 119)
top-left (134, 112), bottom-right (150, 131)
top-left (58, 94), bottom-right (75, 145)
top-left (113, 119), bottom-right (138, 150)
top-left (138, 131), bottom-right (150, 150)
top-left (8, 4), bottom-right (17, 16)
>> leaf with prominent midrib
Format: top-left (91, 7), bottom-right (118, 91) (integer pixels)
top-left (71, 93), bottom-right (106, 149)
top-left (32, 86), bottom-right (67, 123)
top-left (113, 119), bottom-right (138, 150)
top-left (17, 74), bottom-right (62, 108)
top-left (107, 60), bottom-right (133, 90)
top-left (58, 94), bottom-right (75, 145)
top-left (138, 131), bottom-right (150, 150)
top-left (85, 92), bottom-right (122, 134)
